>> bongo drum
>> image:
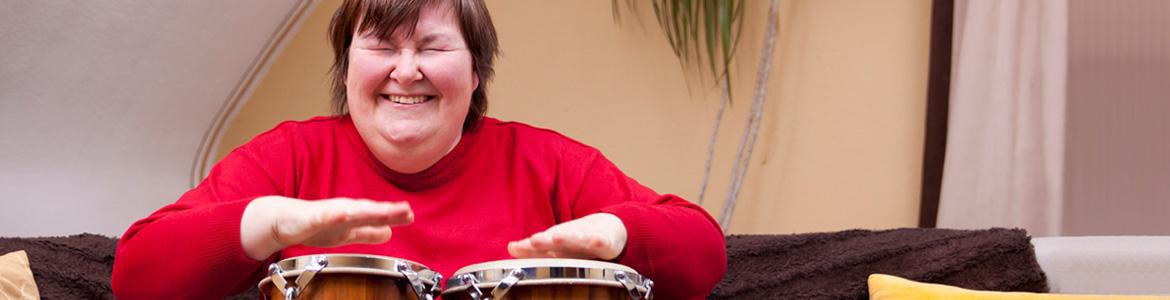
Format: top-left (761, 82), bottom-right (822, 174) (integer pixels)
top-left (442, 259), bottom-right (653, 300)
top-left (259, 254), bottom-right (442, 300)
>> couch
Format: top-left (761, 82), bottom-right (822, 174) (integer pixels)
top-left (2, 228), bottom-right (1167, 299)
top-left (1032, 236), bottom-right (1170, 295)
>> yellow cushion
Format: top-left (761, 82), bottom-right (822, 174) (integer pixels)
top-left (0, 250), bottom-right (40, 300)
top-left (868, 274), bottom-right (1170, 300)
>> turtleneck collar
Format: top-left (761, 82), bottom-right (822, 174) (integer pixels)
top-left (341, 116), bottom-right (485, 191)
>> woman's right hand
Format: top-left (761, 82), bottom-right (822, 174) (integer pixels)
top-left (240, 196), bottom-right (414, 260)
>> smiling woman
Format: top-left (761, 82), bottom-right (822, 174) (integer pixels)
top-left (344, 2), bottom-right (479, 173)
top-left (111, 0), bottom-right (726, 299)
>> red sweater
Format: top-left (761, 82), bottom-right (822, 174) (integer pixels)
top-left (113, 116), bottom-right (726, 299)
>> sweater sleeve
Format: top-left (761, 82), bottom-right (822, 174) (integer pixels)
top-left (559, 150), bottom-right (727, 300)
top-left (112, 130), bottom-right (293, 299)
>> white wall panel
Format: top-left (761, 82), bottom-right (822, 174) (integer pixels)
top-left (0, 1), bottom-right (303, 236)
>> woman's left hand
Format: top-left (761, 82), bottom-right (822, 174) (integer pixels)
top-left (507, 213), bottom-right (627, 260)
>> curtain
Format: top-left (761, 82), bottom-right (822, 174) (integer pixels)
top-left (937, 0), bottom-right (1068, 236)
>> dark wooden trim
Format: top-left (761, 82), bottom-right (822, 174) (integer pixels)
top-left (918, 0), bottom-right (954, 228)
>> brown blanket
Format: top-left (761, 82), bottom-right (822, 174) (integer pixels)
top-left (2, 228), bottom-right (1046, 299)
top-left (709, 227), bottom-right (1048, 299)
top-left (0, 234), bottom-right (259, 299)
top-left (0, 234), bottom-right (117, 299)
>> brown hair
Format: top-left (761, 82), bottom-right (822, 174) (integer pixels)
top-left (328, 0), bottom-right (498, 131)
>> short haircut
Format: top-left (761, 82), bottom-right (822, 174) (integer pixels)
top-left (328, 0), bottom-right (499, 131)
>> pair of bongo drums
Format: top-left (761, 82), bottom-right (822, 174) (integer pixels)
top-left (259, 254), bottom-right (654, 300)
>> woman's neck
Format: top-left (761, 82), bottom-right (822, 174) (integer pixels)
top-left (372, 133), bottom-right (461, 174)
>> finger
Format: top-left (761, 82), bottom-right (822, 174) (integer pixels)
top-left (280, 200), bottom-right (407, 247)
top-left (549, 231), bottom-right (592, 252)
top-left (546, 232), bottom-right (609, 259)
top-left (310, 206), bottom-right (349, 228)
top-left (550, 231), bottom-right (573, 247)
top-left (339, 201), bottom-right (414, 226)
top-left (506, 239), bottom-right (527, 257)
top-left (507, 239), bottom-right (548, 258)
top-left (586, 236), bottom-right (620, 259)
top-left (377, 202), bottom-right (414, 225)
top-left (280, 206), bottom-right (345, 245)
top-left (518, 233), bottom-right (596, 259)
top-left (527, 232), bottom-right (555, 251)
top-left (345, 225), bottom-right (393, 244)
top-left (587, 236), bottom-right (612, 253)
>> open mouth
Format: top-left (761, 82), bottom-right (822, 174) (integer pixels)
top-left (381, 94), bottom-right (435, 105)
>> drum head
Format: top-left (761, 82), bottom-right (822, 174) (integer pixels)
top-left (258, 254), bottom-right (438, 288)
top-left (443, 258), bottom-right (649, 295)
top-left (455, 258), bottom-right (635, 275)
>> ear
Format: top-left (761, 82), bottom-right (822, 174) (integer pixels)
top-left (471, 70), bottom-right (480, 90)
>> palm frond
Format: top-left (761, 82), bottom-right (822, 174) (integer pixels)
top-left (616, 0), bottom-right (742, 103)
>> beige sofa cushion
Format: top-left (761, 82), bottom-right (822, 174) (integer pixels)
top-left (0, 250), bottom-right (40, 299)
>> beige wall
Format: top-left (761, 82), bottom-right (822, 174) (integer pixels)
top-left (722, 0), bottom-right (930, 233)
top-left (216, 0), bottom-right (931, 234)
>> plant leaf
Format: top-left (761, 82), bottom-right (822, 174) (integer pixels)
top-left (614, 0), bottom-right (742, 103)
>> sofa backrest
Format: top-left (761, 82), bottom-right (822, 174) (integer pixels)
top-left (1033, 236), bottom-right (1170, 295)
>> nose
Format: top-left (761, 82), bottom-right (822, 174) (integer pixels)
top-left (389, 50), bottom-right (424, 84)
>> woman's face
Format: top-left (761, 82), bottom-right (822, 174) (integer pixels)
top-left (346, 3), bottom-right (478, 172)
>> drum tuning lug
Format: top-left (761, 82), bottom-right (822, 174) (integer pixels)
top-left (429, 273), bottom-right (444, 299)
top-left (490, 268), bottom-right (525, 300)
top-left (283, 286), bottom-right (298, 300)
top-left (460, 273), bottom-right (486, 300)
top-left (615, 271), bottom-right (648, 300)
top-left (268, 264), bottom-right (298, 299)
top-left (268, 264), bottom-right (288, 291)
top-left (643, 278), bottom-right (654, 300)
top-left (293, 255), bottom-right (328, 294)
top-left (397, 260), bottom-right (433, 300)
top-left (266, 255), bottom-right (328, 300)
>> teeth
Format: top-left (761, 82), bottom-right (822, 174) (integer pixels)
top-left (386, 95), bottom-right (429, 104)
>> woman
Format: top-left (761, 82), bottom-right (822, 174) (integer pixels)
top-left (112, 0), bottom-right (726, 299)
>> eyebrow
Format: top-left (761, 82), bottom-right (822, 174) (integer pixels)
top-left (363, 31), bottom-right (454, 46)
top-left (416, 33), bottom-right (454, 45)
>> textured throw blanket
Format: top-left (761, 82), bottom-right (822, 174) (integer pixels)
top-left (0, 234), bottom-right (117, 299)
top-left (2, 228), bottom-right (1046, 299)
top-left (0, 234), bottom-right (260, 299)
top-left (709, 227), bottom-right (1049, 299)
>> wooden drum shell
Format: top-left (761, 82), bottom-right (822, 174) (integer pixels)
top-left (442, 259), bottom-right (651, 300)
top-left (259, 255), bottom-right (438, 300)
top-left (260, 273), bottom-right (418, 300)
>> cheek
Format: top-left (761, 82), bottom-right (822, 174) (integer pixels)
top-left (420, 57), bottom-right (476, 95)
top-left (347, 55), bottom-right (390, 90)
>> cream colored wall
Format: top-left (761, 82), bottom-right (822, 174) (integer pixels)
top-left (216, 0), bottom-right (931, 234)
top-left (724, 0), bottom-right (930, 233)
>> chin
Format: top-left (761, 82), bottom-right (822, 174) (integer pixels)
top-left (379, 126), bottom-right (431, 147)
